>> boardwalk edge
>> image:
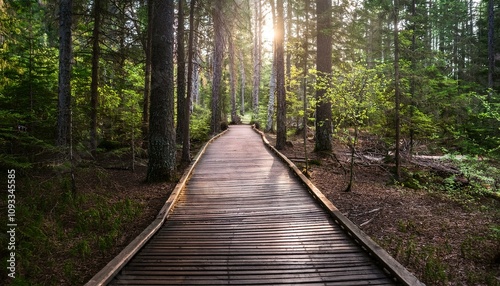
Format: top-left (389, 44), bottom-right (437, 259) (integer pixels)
top-left (84, 130), bottom-right (228, 286)
top-left (252, 126), bottom-right (425, 286)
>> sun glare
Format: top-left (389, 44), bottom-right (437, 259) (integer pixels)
top-left (262, 25), bottom-right (274, 43)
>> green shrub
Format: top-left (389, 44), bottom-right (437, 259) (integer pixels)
top-left (190, 106), bottom-right (211, 141)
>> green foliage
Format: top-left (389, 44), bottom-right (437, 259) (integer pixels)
top-left (441, 155), bottom-right (500, 199)
top-left (284, 66), bottom-right (312, 133)
top-left (0, 123), bottom-right (58, 171)
top-left (190, 106), bottom-right (211, 141)
top-left (322, 64), bottom-right (387, 131)
top-left (249, 103), bottom-right (268, 130)
top-left (422, 247), bottom-right (449, 284)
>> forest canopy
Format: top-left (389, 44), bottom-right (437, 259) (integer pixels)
top-left (0, 0), bottom-right (499, 173)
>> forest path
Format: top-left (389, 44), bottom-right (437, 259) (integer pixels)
top-left (107, 125), bottom-right (415, 285)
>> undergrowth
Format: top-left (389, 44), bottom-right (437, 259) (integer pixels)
top-left (0, 167), bottom-right (144, 285)
top-left (380, 226), bottom-right (499, 286)
top-left (401, 154), bottom-right (500, 205)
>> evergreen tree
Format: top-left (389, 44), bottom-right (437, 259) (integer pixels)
top-left (276, 0), bottom-right (287, 150)
top-left (89, 0), bottom-right (102, 156)
top-left (147, 0), bottom-right (176, 182)
top-left (314, 0), bottom-right (333, 152)
top-left (211, 0), bottom-right (225, 134)
top-left (57, 0), bottom-right (72, 147)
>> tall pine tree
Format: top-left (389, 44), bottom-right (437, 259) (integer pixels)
top-left (147, 0), bottom-right (176, 182)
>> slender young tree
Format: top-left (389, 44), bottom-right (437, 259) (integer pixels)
top-left (252, 0), bottom-right (262, 117)
top-left (211, 0), bottom-right (224, 134)
top-left (191, 14), bottom-right (201, 108)
top-left (240, 49), bottom-right (246, 115)
top-left (393, 0), bottom-right (401, 180)
top-left (275, 0), bottom-right (287, 150)
top-left (90, 0), bottom-right (101, 156)
top-left (266, 0), bottom-right (276, 132)
top-left (487, 0), bottom-right (494, 95)
top-left (183, 0), bottom-right (196, 163)
top-left (315, 0), bottom-right (333, 152)
top-left (286, 0), bottom-right (292, 86)
top-left (229, 33), bottom-right (238, 124)
top-left (147, 0), bottom-right (176, 182)
top-left (409, 0), bottom-right (416, 157)
top-left (57, 0), bottom-right (72, 147)
top-left (142, 0), bottom-right (152, 148)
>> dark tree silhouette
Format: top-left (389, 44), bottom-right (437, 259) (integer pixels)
top-left (57, 0), bottom-right (72, 147)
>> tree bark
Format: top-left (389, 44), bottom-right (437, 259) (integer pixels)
top-left (229, 33), bottom-right (238, 124)
top-left (488, 0), bottom-right (494, 96)
top-left (176, 0), bottom-right (186, 144)
top-left (211, 0), bottom-right (224, 134)
top-left (57, 0), bottom-right (72, 147)
top-left (393, 0), bottom-right (401, 181)
top-left (275, 0), bottom-right (287, 150)
top-left (265, 0), bottom-right (276, 132)
top-left (314, 0), bottom-right (333, 152)
top-left (147, 0), bottom-right (176, 182)
top-left (90, 0), bottom-right (101, 156)
top-left (240, 49), bottom-right (246, 115)
top-left (183, 0), bottom-right (196, 163)
top-left (266, 55), bottom-right (276, 132)
top-left (252, 0), bottom-right (262, 117)
top-left (286, 0), bottom-right (292, 87)
top-left (192, 54), bottom-right (200, 107)
top-left (191, 15), bottom-right (200, 108)
top-left (142, 0), bottom-right (152, 149)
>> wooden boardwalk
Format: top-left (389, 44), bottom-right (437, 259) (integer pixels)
top-left (93, 125), bottom-right (421, 285)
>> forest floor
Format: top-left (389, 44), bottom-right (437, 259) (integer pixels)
top-left (4, 129), bottom-right (499, 286)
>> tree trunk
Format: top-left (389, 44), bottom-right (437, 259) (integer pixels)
top-left (90, 0), bottom-right (101, 156)
top-left (275, 0), bottom-right (287, 150)
top-left (488, 0), bottom-right (494, 96)
top-left (302, 0), bottom-right (309, 130)
top-left (211, 0), bottom-right (224, 134)
top-left (286, 0), bottom-right (292, 87)
top-left (192, 54), bottom-right (200, 107)
top-left (252, 0), bottom-right (262, 117)
top-left (191, 11), bottom-right (201, 109)
top-left (57, 0), bottom-right (72, 147)
top-left (240, 49), bottom-right (246, 115)
top-left (345, 125), bottom-right (359, 192)
top-left (409, 0), bottom-right (416, 158)
top-left (314, 0), bottom-right (333, 152)
top-left (265, 0), bottom-right (276, 133)
top-left (183, 0), bottom-right (196, 163)
top-left (266, 57), bottom-right (276, 132)
top-left (142, 0), bottom-right (152, 149)
top-left (147, 0), bottom-right (176, 182)
top-left (176, 0), bottom-right (186, 144)
top-left (229, 33), bottom-right (238, 124)
top-left (393, 0), bottom-right (401, 181)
